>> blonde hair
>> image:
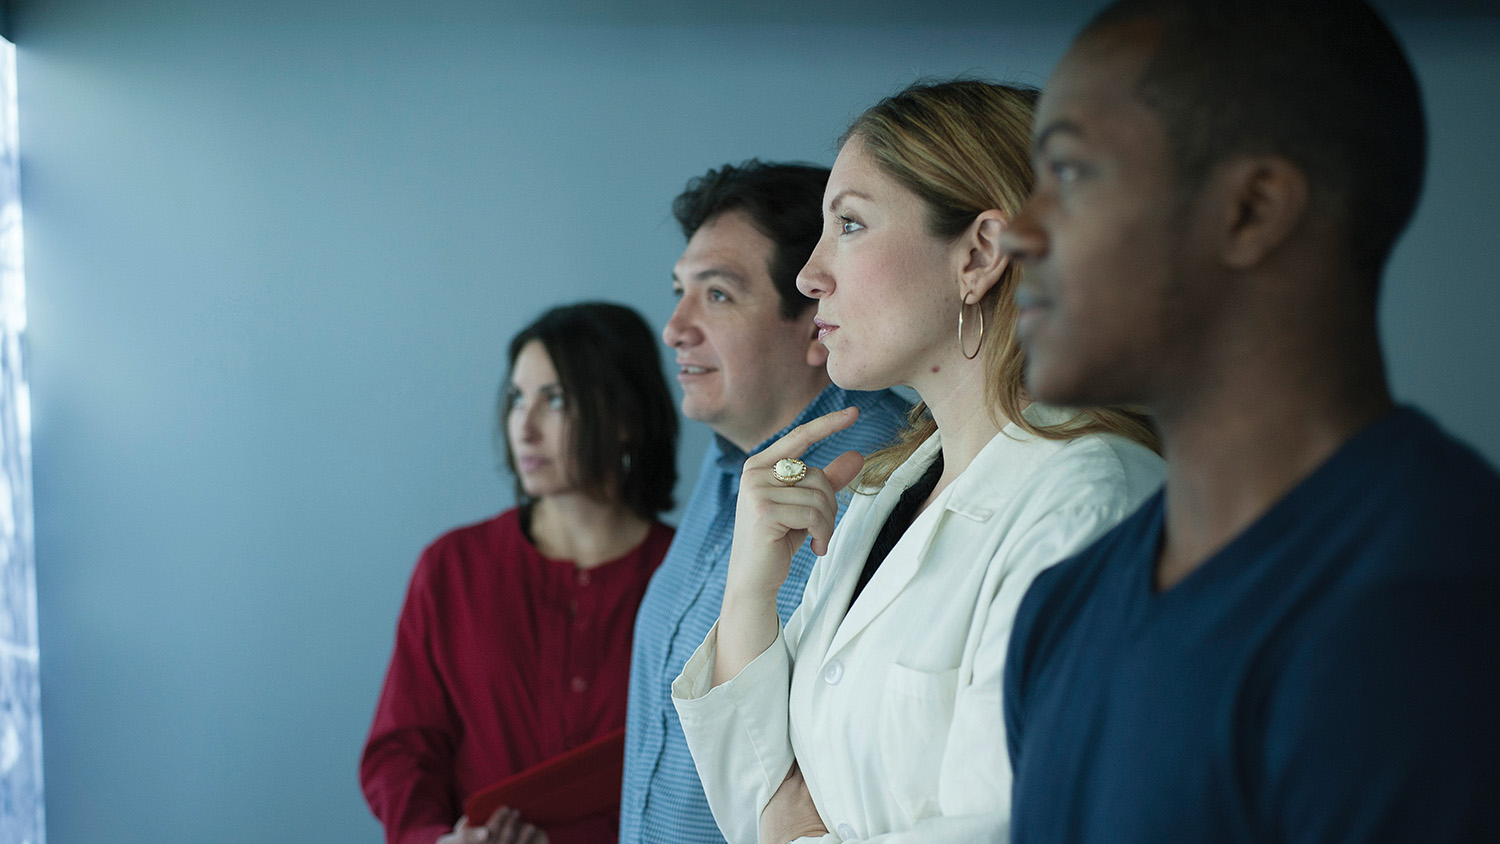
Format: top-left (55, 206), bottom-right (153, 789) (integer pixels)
top-left (847, 79), bottom-right (1159, 488)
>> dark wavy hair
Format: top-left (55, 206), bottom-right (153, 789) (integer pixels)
top-left (671, 160), bottom-right (830, 320)
top-left (501, 302), bottom-right (677, 519)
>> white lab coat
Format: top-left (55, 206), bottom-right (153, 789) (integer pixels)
top-left (672, 406), bottom-right (1165, 843)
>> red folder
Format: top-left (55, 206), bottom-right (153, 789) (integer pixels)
top-left (463, 727), bottom-right (626, 827)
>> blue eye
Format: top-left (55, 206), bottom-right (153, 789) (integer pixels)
top-left (707, 288), bottom-right (729, 303)
top-left (839, 216), bottom-right (864, 235)
top-left (546, 392), bottom-right (566, 411)
top-left (1049, 160), bottom-right (1083, 184)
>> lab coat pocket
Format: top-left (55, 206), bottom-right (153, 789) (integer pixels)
top-left (877, 662), bottom-right (959, 822)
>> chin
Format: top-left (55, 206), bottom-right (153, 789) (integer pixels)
top-left (523, 481), bottom-right (579, 500)
top-left (679, 396), bottom-right (719, 425)
top-left (1025, 357), bottom-right (1137, 410)
top-left (1023, 356), bottom-right (1091, 407)
top-left (827, 358), bottom-right (892, 394)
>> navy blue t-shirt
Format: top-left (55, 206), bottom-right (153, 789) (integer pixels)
top-left (1005, 408), bottom-right (1500, 843)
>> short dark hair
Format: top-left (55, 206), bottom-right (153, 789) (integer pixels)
top-left (1085, 0), bottom-right (1426, 284)
top-left (502, 302), bottom-right (678, 520)
top-left (671, 160), bottom-right (830, 320)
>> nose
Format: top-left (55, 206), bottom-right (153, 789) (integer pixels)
top-left (998, 196), bottom-right (1049, 264)
top-left (510, 399), bottom-right (542, 447)
top-left (796, 234), bottom-right (835, 300)
top-left (662, 294), bottom-right (702, 349)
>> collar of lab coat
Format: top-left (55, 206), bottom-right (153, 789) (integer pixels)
top-left (939, 402), bottom-right (1083, 521)
top-left (821, 403), bottom-right (1084, 656)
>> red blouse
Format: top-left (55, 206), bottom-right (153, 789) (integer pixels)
top-left (361, 509), bottom-right (673, 844)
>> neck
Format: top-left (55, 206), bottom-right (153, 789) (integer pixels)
top-left (1151, 298), bottom-right (1392, 590)
top-left (722, 374), bottom-right (831, 453)
top-left (527, 493), bottom-right (652, 569)
top-left (912, 352), bottom-right (1004, 507)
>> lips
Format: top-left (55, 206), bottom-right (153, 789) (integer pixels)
top-left (1013, 285), bottom-right (1052, 343)
top-left (675, 360), bottom-right (717, 381)
top-left (1013, 285), bottom-right (1050, 312)
top-left (813, 317), bottom-right (839, 341)
top-left (518, 456), bottom-right (549, 474)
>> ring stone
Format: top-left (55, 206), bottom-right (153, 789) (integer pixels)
top-left (772, 458), bottom-right (808, 485)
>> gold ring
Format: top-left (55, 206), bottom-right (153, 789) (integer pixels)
top-left (772, 458), bottom-right (808, 486)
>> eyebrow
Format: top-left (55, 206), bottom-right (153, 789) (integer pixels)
top-left (826, 188), bottom-right (875, 213)
top-left (1033, 119), bottom-right (1086, 155)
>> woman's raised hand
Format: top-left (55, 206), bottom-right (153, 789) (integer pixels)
top-left (714, 408), bottom-right (864, 687)
top-left (728, 407), bottom-right (865, 597)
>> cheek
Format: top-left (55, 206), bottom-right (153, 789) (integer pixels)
top-left (504, 413), bottom-right (523, 448)
top-left (552, 416), bottom-right (574, 449)
top-left (1060, 217), bottom-right (1155, 304)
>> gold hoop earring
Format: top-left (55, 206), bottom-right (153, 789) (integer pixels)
top-left (958, 298), bottom-right (985, 360)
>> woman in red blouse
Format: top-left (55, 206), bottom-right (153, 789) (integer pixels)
top-left (362, 302), bottom-right (679, 844)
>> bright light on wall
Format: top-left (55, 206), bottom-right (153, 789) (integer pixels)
top-left (0, 34), bottom-right (46, 844)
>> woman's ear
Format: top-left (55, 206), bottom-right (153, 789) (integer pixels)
top-left (958, 209), bottom-right (1012, 302)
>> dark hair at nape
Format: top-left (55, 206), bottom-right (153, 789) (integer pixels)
top-left (1084, 0), bottom-right (1426, 287)
top-left (502, 302), bottom-right (678, 520)
top-left (671, 160), bottom-right (830, 320)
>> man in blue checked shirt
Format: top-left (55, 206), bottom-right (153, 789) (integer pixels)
top-left (620, 160), bottom-right (909, 844)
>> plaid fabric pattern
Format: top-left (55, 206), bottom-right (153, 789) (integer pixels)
top-left (620, 384), bottom-right (910, 844)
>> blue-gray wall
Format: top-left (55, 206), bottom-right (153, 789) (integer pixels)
top-left (11, 1), bottom-right (1498, 842)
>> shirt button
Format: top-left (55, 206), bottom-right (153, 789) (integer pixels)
top-left (837, 822), bottom-right (856, 839)
top-left (823, 660), bottom-right (844, 685)
top-left (578, 570), bottom-right (591, 586)
top-left (571, 676), bottom-right (588, 693)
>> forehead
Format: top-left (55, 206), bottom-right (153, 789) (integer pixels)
top-left (828, 135), bottom-right (926, 210)
top-left (673, 209), bottom-right (777, 293)
top-left (1037, 22), bottom-right (1167, 153)
top-left (511, 340), bottom-right (558, 383)
top-left (827, 137), bottom-right (884, 195)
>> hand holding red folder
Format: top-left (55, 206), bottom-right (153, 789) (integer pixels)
top-left (463, 727), bottom-right (626, 829)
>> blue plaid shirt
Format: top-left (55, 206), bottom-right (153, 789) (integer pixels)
top-left (620, 384), bottom-right (911, 844)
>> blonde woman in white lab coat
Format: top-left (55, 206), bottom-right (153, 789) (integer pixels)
top-left (670, 80), bottom-right (1166, 844)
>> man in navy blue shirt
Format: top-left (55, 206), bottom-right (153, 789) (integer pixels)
top-left (619, 161), bottom-right (908, 844)
top-left (998, 1), bottom-right (1500, 842)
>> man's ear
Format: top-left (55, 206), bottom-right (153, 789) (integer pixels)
top-left (958, 210), bottom-right (1012, 302)
top-left (1214, 155), bottom-right (1310, 270)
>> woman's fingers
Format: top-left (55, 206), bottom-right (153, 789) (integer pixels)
top-left (822, 449), bottom-right (866, 495)
top-left (748, 476), bottom-right (840, 533)
top-left (487, 807), bottom-right (519, 843)
top-left (748, 491), bottom-right (840, 549)
top-left (727, 406), bottom-right (867, 598)
top-left (744, 441), bottom-right (866, 556)
top-left (751, 407), bottom-right (860, 465)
